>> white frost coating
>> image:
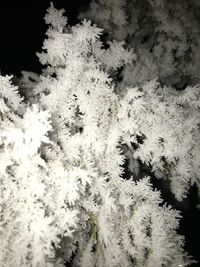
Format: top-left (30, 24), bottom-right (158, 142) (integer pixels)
top-left (0, 4), bottom-right (197, 267)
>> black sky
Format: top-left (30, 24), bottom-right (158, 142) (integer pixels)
top-left (0, 0), bottom-right (89, 76)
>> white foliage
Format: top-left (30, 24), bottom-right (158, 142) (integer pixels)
top-left (1, 4), bottom-right (197, 267)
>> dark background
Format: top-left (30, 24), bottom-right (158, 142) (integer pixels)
top-left (0, 0), bottom-right (89, 75)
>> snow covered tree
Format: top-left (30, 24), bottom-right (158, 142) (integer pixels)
top-left (79, 0), bottom-right (200, 88)
top-left (0, 3), bottom-right (199, 267)
top-left (79, 0), bottom-right (200, 203)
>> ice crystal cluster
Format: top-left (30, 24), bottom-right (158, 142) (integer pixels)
top-left (79, 0), bottom-right (200, 88)
top-left (0, 3), bottom-right (199, 267)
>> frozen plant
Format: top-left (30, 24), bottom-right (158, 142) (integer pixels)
top-left (79, 0), bottom-right (200, 88)
top-left (0, 4), bottom-right (198, 267)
